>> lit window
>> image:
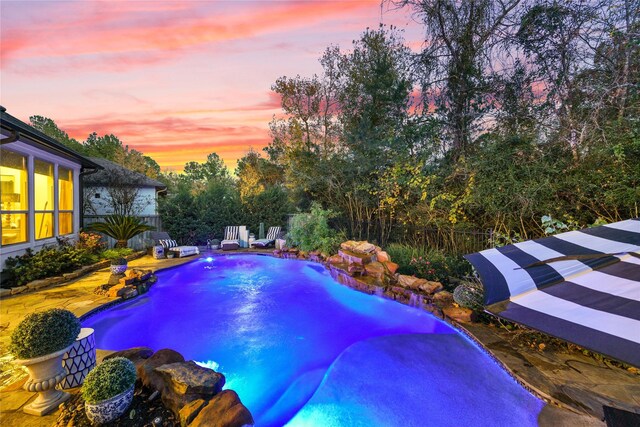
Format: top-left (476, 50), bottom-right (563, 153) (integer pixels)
top-left (58, 167), bottom-right (73, 235)
top-left (0, 149), bottom-right (28, 245)
top-left (34, 159), bottom-right (54, 239)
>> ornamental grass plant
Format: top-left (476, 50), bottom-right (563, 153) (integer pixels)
top-left (10, 309), bottom-right (81, 360)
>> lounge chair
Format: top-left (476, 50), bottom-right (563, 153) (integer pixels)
top-left (221, 226), bottom-right (241, 251)
top-left (251, 226), bottom-right (281, 248)
top-left (151, 232), bottom-right (200, 258)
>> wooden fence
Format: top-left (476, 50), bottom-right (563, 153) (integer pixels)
top-left (83, 215), bottom-right (163, 250)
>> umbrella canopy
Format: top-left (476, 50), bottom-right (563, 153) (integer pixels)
top-left (465, 219), bottom-right (640, 367)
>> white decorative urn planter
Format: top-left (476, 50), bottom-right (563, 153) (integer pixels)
top-left (85, 385), bottom-right (134, 424)
top-left (15, 345), bottom-right (72, 415)
top-left (60, 328), bottom-right (96, 389)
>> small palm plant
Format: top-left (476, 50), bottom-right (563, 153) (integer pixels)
top-left (86, 215), bottom-right (155, 248)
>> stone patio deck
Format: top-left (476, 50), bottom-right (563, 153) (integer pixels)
top-left (0, 250), bottom-right (637, 426)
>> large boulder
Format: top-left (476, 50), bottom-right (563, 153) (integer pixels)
top-left (432, 290), bottom-right (454, 308)
top-left (382, 261), bottom-right (399, 275)
top-left (396, 275), bottom-right (443, 295)
top-left (155, 361), bottom-right (226, 416)
top-left (338, 250), bottom-right (372, 266)
top-left (190, 390), bottom-right (254, 427)
top-left (419, 281), bottom-right (443, 295)
top-left (443, 306), bottom-right (477, 323)
top-left (364, 262), bottom-right (385, 280)
top-left (139, 349), bottom-right (186, 393)
top-left (104, 347), bottom-right (154, 367)
top-left (354, 242), bottom-right (376, 254)
top-left (375, 251), bottom-right (390, 262)
top-left (180, 399), bottom-right (208, 426)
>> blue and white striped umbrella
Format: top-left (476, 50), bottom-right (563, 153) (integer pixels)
top-left (464, 218), bottom-right (640, 367)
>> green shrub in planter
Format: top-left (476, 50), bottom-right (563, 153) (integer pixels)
top-left (110, 257), bottom-right (127, 266)
top-left (453, 281), bottom-right (485, 311)
top-left (82, 357), bottom-right (137, 404)
top-left (10, 309), bottom-right (81, 359)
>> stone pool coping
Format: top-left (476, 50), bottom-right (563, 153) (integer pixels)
top-left (1, 250), bottom-right (636, 426)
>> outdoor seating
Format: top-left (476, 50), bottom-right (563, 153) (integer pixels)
top-left (150, 232), bottom-right (199, 258)
top-left (251, 226), bottom-right (281, 248)
top-left (221, 226), bottom-right (241, 251)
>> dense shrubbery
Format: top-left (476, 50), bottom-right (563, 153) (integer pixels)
top-left (10, 309), bottom-right (80, 359)
top-left (287, 203), bottom-right (344, 255)
top-left (0, 233), bottom-right (131, 289)
top-left (387, 243), bottom-right (472, 288)
top-left (82, 357), bottom-right (137, 404)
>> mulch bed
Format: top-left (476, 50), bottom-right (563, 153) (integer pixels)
top-left (53, 383), bottom-right (177, 427)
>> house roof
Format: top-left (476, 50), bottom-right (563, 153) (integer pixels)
top-left (0, 106), bottom-right (102, 170)
top-left (84, 156), bottom-right (166, 189)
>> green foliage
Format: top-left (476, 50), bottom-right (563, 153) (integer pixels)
top-left (86, 215), bottom-right (155, 248)
top-left (453, 281), bottom-right (485, 311)
top-left (82, 357), bottom-right (137, 404)
top-left (1, 244), bottom-right (97, 289)
top-left (386, 243), bottom-right (472, 287)
top-left (541, 215), bottom-right (580, 235)
top-left (287, 203), bottom-right (344, 255)
top-left (101, 248), bottom-right (134, 261)
top-left (10, 309), bottom-right (80, 359)
top-left (76, 232), bottom-right (106, 254)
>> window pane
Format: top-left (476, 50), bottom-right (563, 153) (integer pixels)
top-left (58, 167), bottom-right (73, 210)
top-left (35, 212), bottom-right (53, 239)
top-left (1, 213), bottom-right (27, 245)
top-left (58, 212), bottom-right (73, 235)
top-left (0, 149), bottom-right (28, 211)
top-left (35, 160), bottom-right (54, 211)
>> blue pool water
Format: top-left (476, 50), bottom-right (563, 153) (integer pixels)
top-left (84, 255), bottom-right (543, 426)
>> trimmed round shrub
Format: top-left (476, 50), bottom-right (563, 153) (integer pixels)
top-left (82, 357), bottom-right (137, 404)
top-left (10, 309), bottom-right (81, 360)
top-left (453, 281), bottom-right (485, 311)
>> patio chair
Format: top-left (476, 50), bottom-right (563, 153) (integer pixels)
top-left (251, 226), bottom-right (281, 249)
top-left (221, 226), bottom-right (241, 251)
top-left (151, 231), bottom-right (200, 258)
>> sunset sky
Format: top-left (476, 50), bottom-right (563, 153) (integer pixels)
top-left (1, 1), bottom-right (423, 172)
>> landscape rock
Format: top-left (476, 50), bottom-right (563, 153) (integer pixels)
top-left (396, 275), bottom-right (425, 290)
top-left (419, 280), bottom-right (444, 295)
top-left (190, 390), bottom-right (254, 427)
top-left (432, 290), bottom-right (454, 308)
top-left (375, 251), bottom-right (390, 262)
top-left (364, 262), bottom-right (385, 280)
top-left (26, 279), bottom-right (50, 290)
top-left (347, 264), bottom-right (364, 276)
top-left (10, 286), bottom-right (27, 295)
top-left (338, 250), bottom-right (371, 265)
top-left (139, 349), bottom-right (186, 393)
top-left (0, 288), bottom-right (11, 298)
top-left (382, 261), bottom-right (399, 275)
top-left (108, 273), bottom-right (124, 285)
top-left (340, 241), bottom-right (359, 251)
top-left (155, 361), bottom-right (226, 416)
top-left (443, 306), bottom-right (476, 323)
top-left (105, 346), bottom-right (154, 367)
top-left (107, 283), bottom-right (125, 298)
top-left (327, 254), bottom-right (343, 264)
top-left (354, 242), bottom-right (376, 254)
top-left (180, 398), bottom-right (207, 426)
top-left (63, 271), bottom-right (81, 280)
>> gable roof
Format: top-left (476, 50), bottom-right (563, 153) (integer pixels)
top-left (0, 106), bottom-right (102, 170)
top-left (84, 156), bottom-right (166, 189)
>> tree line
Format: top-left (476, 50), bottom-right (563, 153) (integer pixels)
top-left (31, 0), bottom-right (639, 247)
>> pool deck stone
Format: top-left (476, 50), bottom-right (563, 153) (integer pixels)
top-left (0, 250), bottom-right (637, 426)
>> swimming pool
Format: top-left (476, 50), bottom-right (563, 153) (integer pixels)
top-left (83, 255), bottom-right (543, 426)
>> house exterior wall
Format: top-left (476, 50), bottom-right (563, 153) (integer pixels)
top-left (84, 186), bottom-right (158, 216)
top-left (1, 141), bottom-right (82, 268)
